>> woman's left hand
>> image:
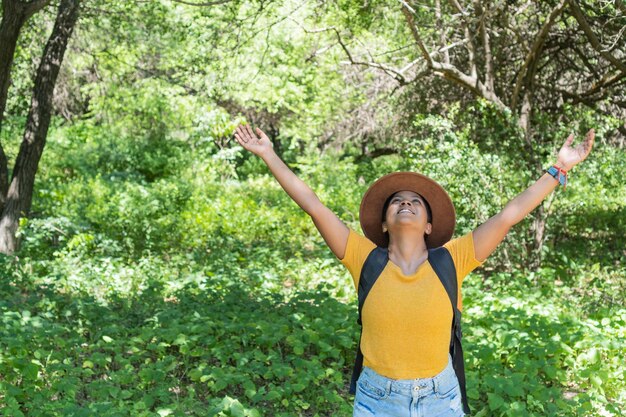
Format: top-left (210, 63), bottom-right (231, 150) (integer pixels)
top-left (556, 128), bottom-right (595, 171)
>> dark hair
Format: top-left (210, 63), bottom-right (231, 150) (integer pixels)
top-left (382, 192), bottom-right (433, 223)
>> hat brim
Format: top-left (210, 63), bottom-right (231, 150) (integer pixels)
top-left (359, 172), bottom-right (456, 248)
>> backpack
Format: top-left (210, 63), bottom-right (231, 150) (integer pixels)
top-left (348, 246), bottom-right (471, 415)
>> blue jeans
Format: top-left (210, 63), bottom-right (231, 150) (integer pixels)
top-left (353, 356), bottom-right (465, 417)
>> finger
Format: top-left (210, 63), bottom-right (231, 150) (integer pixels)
top-left (255, 127), bottom-right (267, 139)
top-left (583, 128), bottom-right (595, 156)
top-left (239, 124), bottom-right (249, 141)
top-left (564, 133), bottom-right (574, 147)
top-left (234, 133), bottom-right (247, 146)
top-left (235, 126), bottom-right (246, 142)
top-left (234, 134), bottom-right (245, 147)
top-left (235, 133), bottom-right (248, 143)
top-left (238, 124), bottom-right (252, 141)
top-left (586, 128), bottom-right (595, 147)
top-left (245, 124), bottom-right (257, 140)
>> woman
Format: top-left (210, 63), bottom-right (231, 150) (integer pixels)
top-left (234, 124), bottom-right (594, 416)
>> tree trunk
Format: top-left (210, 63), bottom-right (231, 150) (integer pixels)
top-left (0, 0), bottom-right (80, 254)
top-left (519, 91), bottom-right (549, 268)
top-left (0, 3), bottom-right (24, 205)
top-left (529, 204), bottom-right (547, 267)
top-left (0, 0), bottom-right (50, 205)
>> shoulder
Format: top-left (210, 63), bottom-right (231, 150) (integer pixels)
top-left (341, 229), bottom-right (377, 261)
top-left (442, 231), bottom-right (483, 280)
top-left (340, 229), bottom-right (378, 288)
top-left (443, 232), bottom-right (475, 253)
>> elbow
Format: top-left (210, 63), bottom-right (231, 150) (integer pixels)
top-left (498, 207), bottom-right (519, 229)
top-left (300, 194), bottom-right (323, 216)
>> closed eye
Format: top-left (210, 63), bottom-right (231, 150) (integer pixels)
top-left (391, 197), bottom-right (423, 205)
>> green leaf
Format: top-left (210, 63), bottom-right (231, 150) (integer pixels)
top-left (487, 393), bottom-right (505, 410)
top-left (265, 390), bottom-right (281, 401)
top-left (544, 366), bottom-right (557, 379)
top-left (290, 383), bottom-right (306, 393)
top-left (213, 379), bottom-right (228, 392)
top-left (590, 375), bottom-right (603, 388)
top-left (229, 400), bottom-right (245, 417)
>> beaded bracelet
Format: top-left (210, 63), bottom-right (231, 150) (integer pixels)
top-left (546, 165), bottom-right (567, 189)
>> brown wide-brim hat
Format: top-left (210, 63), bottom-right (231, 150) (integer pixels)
top-left (359, 172), bottom-right (456, 248)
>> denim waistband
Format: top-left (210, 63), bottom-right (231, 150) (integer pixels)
top-left (360, 356), bottom-right (457, 397)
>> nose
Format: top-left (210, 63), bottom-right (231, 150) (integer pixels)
top-left (400, 199), bottom-right (412, 206)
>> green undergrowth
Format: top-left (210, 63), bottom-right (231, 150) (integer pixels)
top-left (463, 274), bottom-right (626, 416)
top-left (0, 278), bottom-right (356, 417)
top-left (1, 258), bottom-right (625, 416)
top-left (1, 117), bottom-right (624, 416)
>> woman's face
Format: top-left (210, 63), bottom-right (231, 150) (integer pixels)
top-left (382, 190), bottom-right (432, 236)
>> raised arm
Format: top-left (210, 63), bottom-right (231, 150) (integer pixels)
top-left (472, 129), bottom-right (595, 262)
top-left (234, 124), bottom-right (350, 259)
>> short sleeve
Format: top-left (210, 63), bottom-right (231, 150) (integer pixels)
top-left (443, 231), bottom-right (483, 285)
top-left (340, 229), bottom-right (377, 289)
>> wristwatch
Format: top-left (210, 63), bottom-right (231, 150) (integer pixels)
top-left (546, 165), bottom-right (567, 187)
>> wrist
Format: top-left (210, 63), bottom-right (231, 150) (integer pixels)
top-left (553, 161), bottom-right (569, 171)
top-left (546, 164), bottom-right (568, 189)
top-left (259, 148), bottom-right (277, 162)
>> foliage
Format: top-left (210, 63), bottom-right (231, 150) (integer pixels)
top-left (2, 238), bottom-right (625, 416)
top-left (1, 0), bottom-right (624, 415)
top-left (0, 272), bottom-right (355, 416)
top-left (3, 133), bottom-right (625, 415)
top-left (463, 274), bottom-right (626, 417)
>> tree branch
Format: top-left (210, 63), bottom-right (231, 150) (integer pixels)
top-left (398, 0), bottom-right (433, 66)
top-left (474, 0), bottom-right (494, 93)
top-left (567, 0), bottom-right (626, 73)
top-left (23, 0), bottom-right (51, 18)
top-left (577, 69), bottom-right (626, 99)
top-left (595, 69), bottom-right (626, 93)
top-left (400, 0), bottom-right (507, 111)
top-left (511, 0), bottom-right (567, 110)
top-left (170, 0), bottom-right (232, 6)
top-left (333, 28), bottom-right (409, 85)
top-left (435, 0), bottom-right (450, 64)
top-left (572, 44), bottom-right (602, 77)
top-left (354, 147), bottom-right (398, 163)
top-left (448, 0), bottom-right (477, 78)
top-left (292, 19), bottom-right (432, 85)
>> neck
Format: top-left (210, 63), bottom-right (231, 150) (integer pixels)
top-left (387, 232), bottom-right (428, 274)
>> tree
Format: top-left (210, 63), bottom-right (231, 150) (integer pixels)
top-left (0, 0), bottom-right (81, 254)
top-left (0, 0), bottom-right (51, 205)
top-left (309, 0), bottom-right (625, 263)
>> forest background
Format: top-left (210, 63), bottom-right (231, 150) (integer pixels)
top-left (0, 0), bottom-right (624, 416)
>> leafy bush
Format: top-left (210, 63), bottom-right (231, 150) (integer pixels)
top-left (4, 98), bottom-right (624, 416)
top-left (463, 273), bottom-right (626, 416)
top-left (0, 278), bottom-right (355, 416)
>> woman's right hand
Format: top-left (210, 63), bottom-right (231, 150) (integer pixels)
top-left (234, 124), bottom-right (273, 157)
top-left (233, 123), bottom-right (349, 259)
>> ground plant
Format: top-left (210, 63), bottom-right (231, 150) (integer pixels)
top-left (1, 127), bottom-right (624, 416)
top-left (0, 0), bottom-right (624, 415)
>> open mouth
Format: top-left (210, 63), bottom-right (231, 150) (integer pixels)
top-left (397, 208), bottom-right (414, 214)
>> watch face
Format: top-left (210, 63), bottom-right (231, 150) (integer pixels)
top-left (546, 166), bottom-right (566, 186)
top-left (547, 166), bottom-right (566, 186)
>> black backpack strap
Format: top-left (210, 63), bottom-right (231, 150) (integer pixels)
top-left (429, 247), bottom-right (471, 415)
top-left (349, 246), bottom-right (388, 394)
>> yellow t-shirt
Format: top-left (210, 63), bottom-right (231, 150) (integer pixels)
top-left (340, 230), bottom-right (482, 379)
